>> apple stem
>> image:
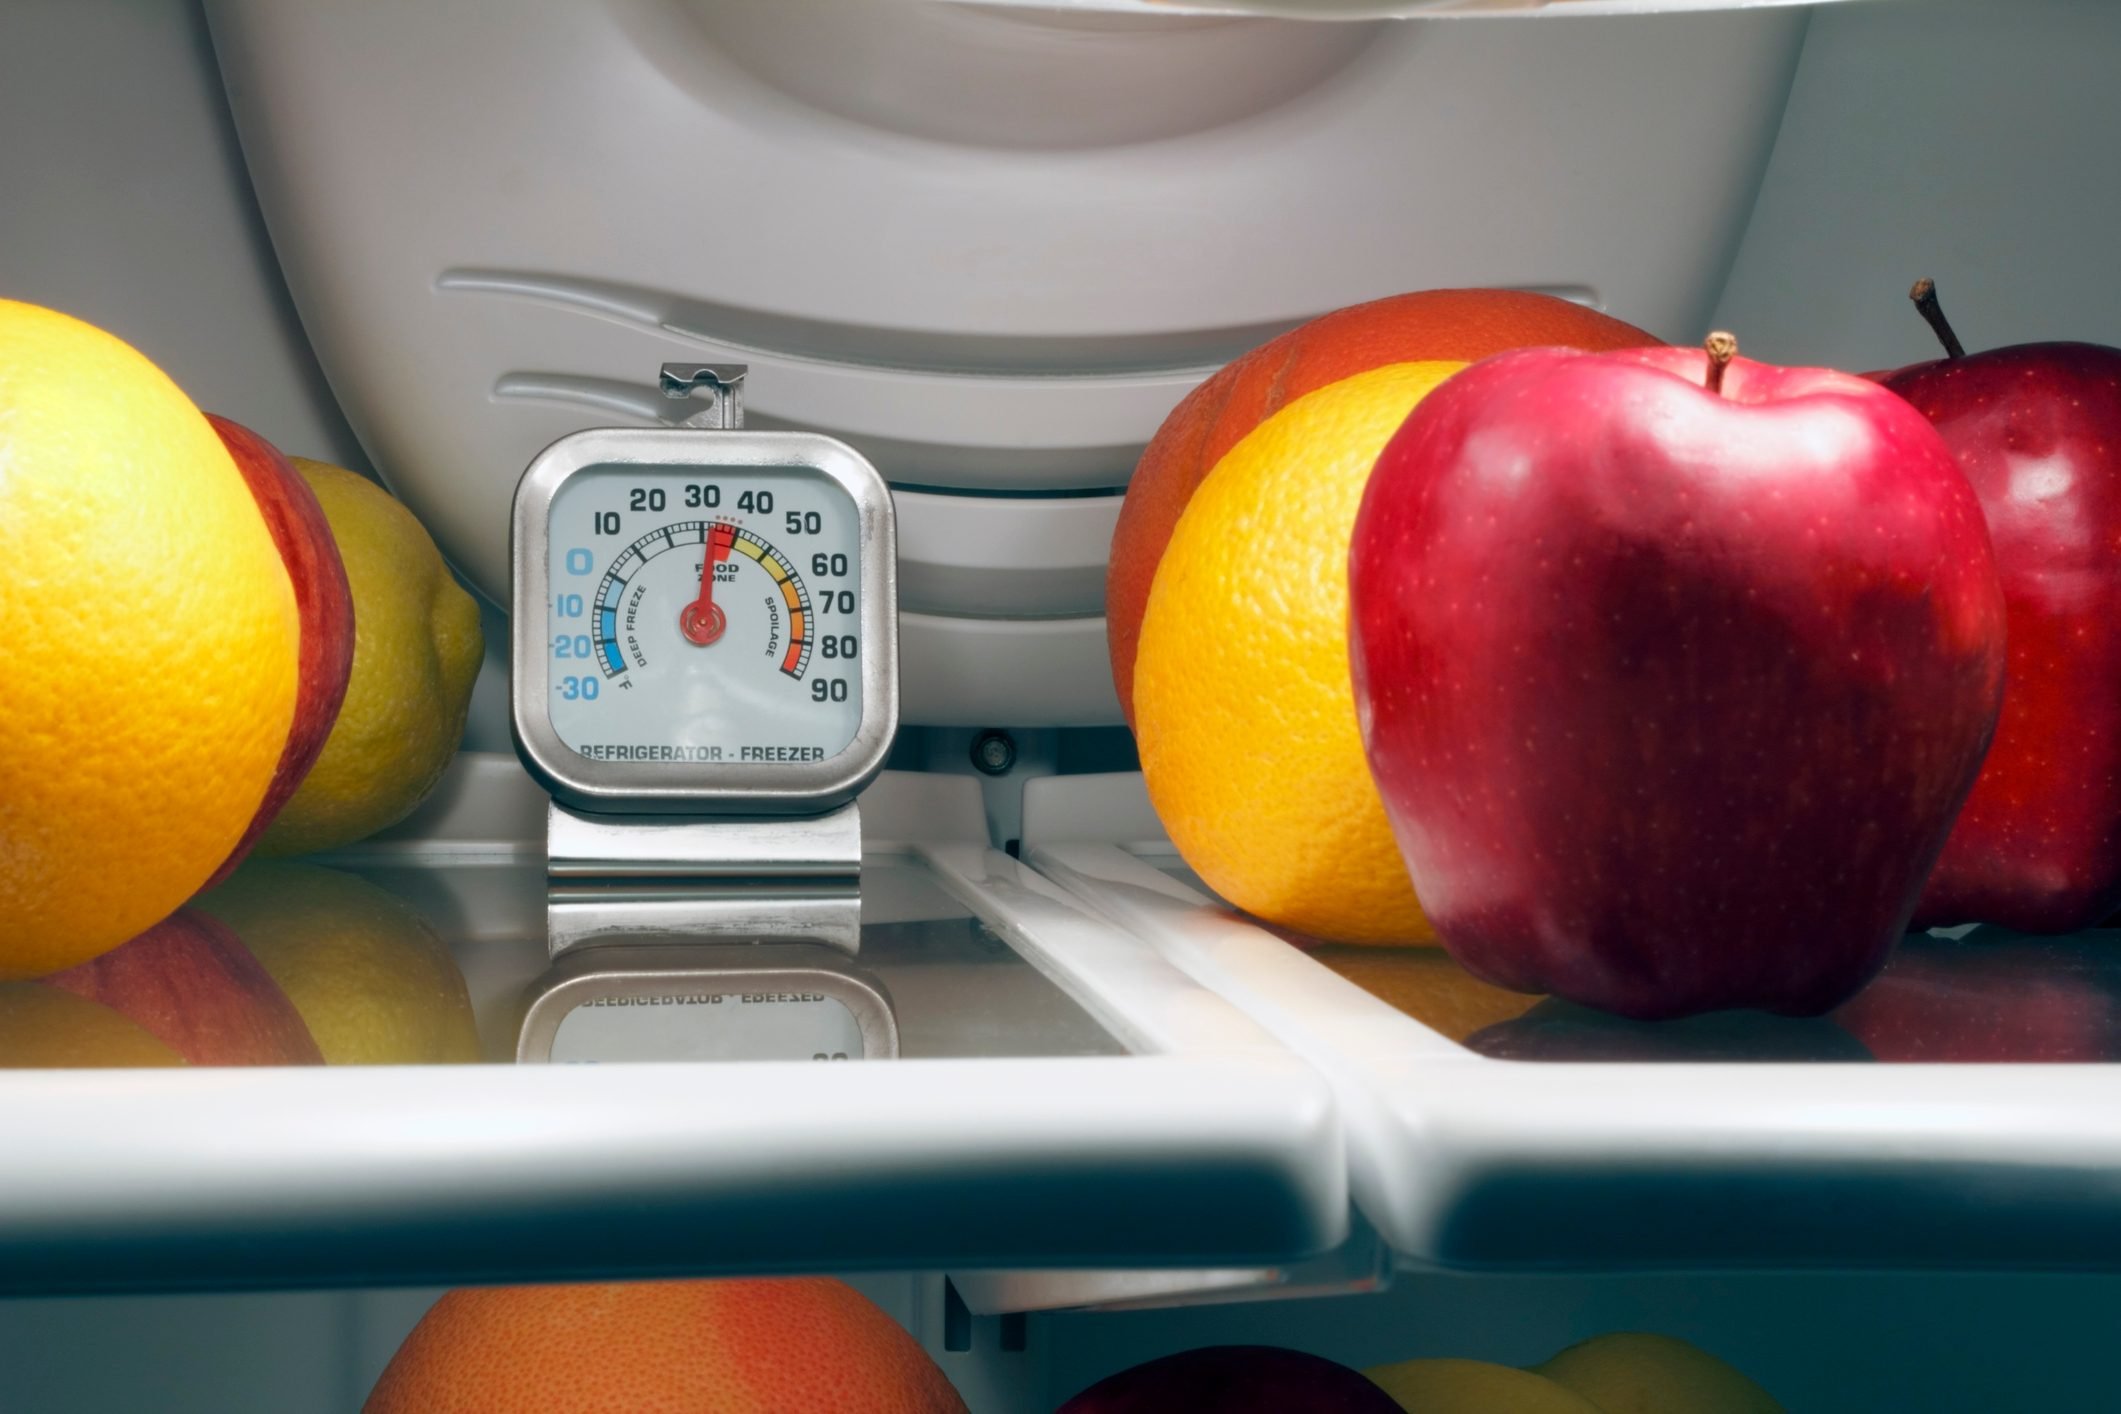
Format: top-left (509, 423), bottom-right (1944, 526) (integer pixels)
top-left (1703, 332), bottom-right (1738, 396)
top-left (1909, 278), bottom-right (1966, 359)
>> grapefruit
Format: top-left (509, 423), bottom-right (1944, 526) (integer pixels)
top-left (1110, 289), bottom-right (1659, 726)
top-left (363, 1277), bottom-right (968, 1414)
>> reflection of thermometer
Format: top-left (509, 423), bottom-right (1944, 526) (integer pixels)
top-left (515, 943), bottom-right (898, 1065)
top-left (512, 364), bottom-right (897, 818)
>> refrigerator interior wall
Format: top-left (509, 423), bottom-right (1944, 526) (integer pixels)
top-left (4, 0), bottom-right (2121, 1411)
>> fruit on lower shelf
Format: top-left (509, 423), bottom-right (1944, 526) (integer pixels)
top-left (363, 1277), bottom-right (967, 1413)
top-left (1060, 1345), bottom-right (1402, 1413)
top-left (1350, 335), bottom-right (2007, 1019)
top-left (1364, 1357), bottom-right (1601, 1413)
top-left (1108, 288), bottom-right (1659, 727)
top-left (1368, 1332), bottom-right (1785, 1414)
top-left (43, 908), bottom-right (322, 1066)
top-left (203, 415), bottom-right (356, 886)
top-left (1884, 280), bottom-right (2121, 933)
top-left (1534, 1331), bottom-right (1785, 1414)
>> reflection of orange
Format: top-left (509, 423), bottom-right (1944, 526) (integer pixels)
top-left (0, 984), bottom-right (182, 1068)
top-left (1307, 946), bottom-right (1539, 1042)
top-left (1109, 289), bottom-right (1661, 727)
top-left (364, 1278), bottom-right (968, 1413)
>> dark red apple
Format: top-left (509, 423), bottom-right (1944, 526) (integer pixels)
top-left (1056, 1346), bottom-right (1400, 1414)
top-left (1833, 930), bottom-right (2121, 1062)
top-left (1349, 336), bottom-right (2006, 1020)
top-left (1884, 281), bottom-right (2121, 933)
top-left (44, 908), bottom-right (323, 1065)
top-left (204, 414), bottom-right (355, 886)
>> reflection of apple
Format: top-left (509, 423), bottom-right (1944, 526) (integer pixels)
top-left (1366, 1358), bottom-right (1600, 1414)
top-left (0, 983), bottom-right (183, 1068)
top-left (195, 861), bottom-right (479, 1065)
top-left (202, 414), bottom-right (355, 886)
top-left (1058, 1346), bottom-right (1401, 1413)
top-left (44, 908), bottom-right (322, 1065)
top-left (1882, 283), bottom-right (2121, 933)
top-left (1467, 998), bottom-right (1872, 1063)
top-left (1350, 337), bottom-right (2005, 1020)
top-left (1833, 932), bottom-right (2121, 1062)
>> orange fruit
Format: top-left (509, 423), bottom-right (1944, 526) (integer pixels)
top-left (364, 1278), bottom-right (969, 1414)
top-left (1109, 289), bottom-right (1660, 726)
top-left (1135, 362), bottom-right (1462, 945)
top-left (0, 300), bottom-right (299, 978)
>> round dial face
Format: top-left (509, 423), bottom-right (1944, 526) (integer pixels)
top-left (544, 463), bottom-right (863, 765)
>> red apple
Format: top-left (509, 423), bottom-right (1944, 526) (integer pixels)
top-left (1833, 931), bottom-right (2121, 1062)
top-left (1349, 336), bottom-right (2006, 1020)
top-left (44, 908), bottom-right (323, 1065)
top-left (1883, 281), bottom-right (2121, 933)
top-left (203, 414), bottom-right (355, 886)
top-left (1057, 1346), bottom-right (1401, 1414)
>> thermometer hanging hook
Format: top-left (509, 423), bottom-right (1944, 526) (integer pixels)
top-left (659, 362), bottom-right (748, 430)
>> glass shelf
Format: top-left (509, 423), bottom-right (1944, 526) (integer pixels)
top-left (0, 765), bottom-right (1342, 1296)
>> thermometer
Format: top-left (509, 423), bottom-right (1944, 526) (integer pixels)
top-left (512, 365), bottom-right (897, 819)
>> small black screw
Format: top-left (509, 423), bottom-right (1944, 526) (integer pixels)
top-left (971, 729), bottom-right (1017, 776)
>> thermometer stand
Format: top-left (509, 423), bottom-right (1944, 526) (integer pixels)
top-left (537, 363), bottom-right (866, 958)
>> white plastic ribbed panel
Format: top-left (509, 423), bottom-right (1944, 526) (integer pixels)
top-left (207, 0), bottom-right (1804, 725)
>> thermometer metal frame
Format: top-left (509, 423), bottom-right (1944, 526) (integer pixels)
top-left (512, 425), bottom-right (899, 816)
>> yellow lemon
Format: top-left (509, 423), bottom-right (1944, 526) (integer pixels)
top-left (1134, 361), bottom-right (1462, 945)
top-left (0, 300), bottom-right (299, 978)
top-left (196, 861), bottom-right (480, 1064)
top-left (258, 459), bottom-right (482, 856)
top-left (1534, 1332), bottom-right (1785, 1414)
top-left (1366, 1358), bottom-right (1604, 1414)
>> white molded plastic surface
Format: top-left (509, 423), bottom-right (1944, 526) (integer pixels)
top-left (206, 0), bottom-right (1803, 724)
top-left (1028, 835), bottom-right (2121, 1272)
top-left (901, 613), bottom-right (1121, 726)
top-left (894, 489), bottom-right (1119, 620)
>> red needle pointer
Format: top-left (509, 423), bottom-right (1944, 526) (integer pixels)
top-left (679, 523), bottom-right (733, 645)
